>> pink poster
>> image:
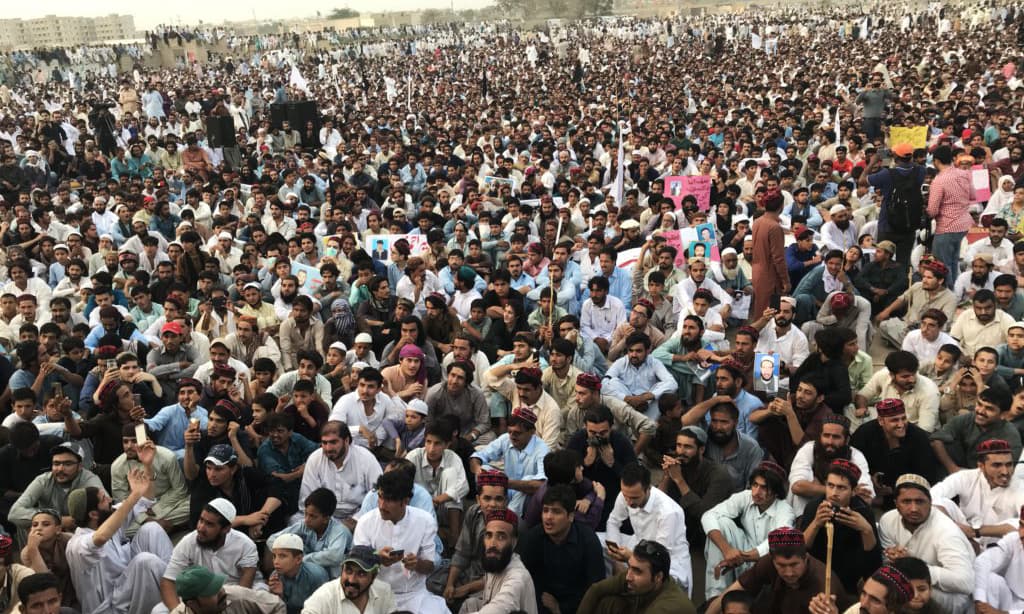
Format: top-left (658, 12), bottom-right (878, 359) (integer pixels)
top-left (681, 176), bottom-right (713, 211)
top-left (971, 165), bottom-right (991, 203)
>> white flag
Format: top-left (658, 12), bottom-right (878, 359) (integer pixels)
top-left (289, 64), bottom-right (310, 96)
top-left (613, 121), bottom-right (626, 206)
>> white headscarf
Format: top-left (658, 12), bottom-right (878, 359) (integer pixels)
top-left (983, 174), bottom-right (1016, 218)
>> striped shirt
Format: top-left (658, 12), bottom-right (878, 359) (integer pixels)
top-left (926, 167), bottom-right (975, 234)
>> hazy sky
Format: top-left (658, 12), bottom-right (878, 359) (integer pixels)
top-left (7, 1), bottom-right (491, 30)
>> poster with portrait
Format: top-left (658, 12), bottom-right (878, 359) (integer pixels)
top-left (662, 175), bottom-right (685, 210)
top-left (290, 261), bottom-right (323, 295)
top-left (367, 236), bottom-right (390, 262)
top-left (695, 222), bottom-right (717, 244)
top-left (753, 352), bottom-right (779, 394)
top-left (362, 234), bottom-right (430, 260)
top-left (688, 240), bottom-right (713, 262)
top-left (483, 176), bottom-right (516, 194)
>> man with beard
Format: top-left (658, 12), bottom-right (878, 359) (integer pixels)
top-left (471, 407), bottom-right (548, 515)
top-left (566, 404), bottom-right (638, 531)
top-left (223, 315), bottom-right (282, 367)
top-left (706, 527), bottom-right (851, 614)
top-left (639, 244), bottom-right (686, 296)
top-left (352, 469), bottom-right (449, 614)
top-left (653, 315), bottom-right (712, 404)
top-left (579, 539), bottom-right (695, 613)
top-left (188, 442), bottom-right (286, 541)
top-left (671, 257), bottom-right (733, 321)
top-left (799, 459), bottom-right (882, 596)
top-left (456, 509), bottom-right (536, 614)
top-left (702, 461), bottom-right (795, 602)
top-left (703, 401), bottom-right (766, 492)
top-left (519, 483), bottom-right (606, 614)
top-left (683, 359), bottom-right (764, 440)
top-left (159, 499), bottom-right (261, 613)
top-left (854, 241), bottom-right (905, 315)
top-left (751, 298), bottom-right (809, 384)
top-left (713, 247), bottom-right (753, 323)
top-left (931, 386), bottom-right (1022, 473)
top-left (855, 351), bottom-right (940, 434)
top-left (658, 426), bottom-right (732, 545)
top-left (878, 475), bottom-right (975, 611)
top-left (606, 463), bottom-right (691, 593)
top-left (426, 361), bottom-right (492, 447)
top-left (10, 442), bottom-right (105, 536)
top-left (238, 282), bottom-right (280, 335)
top-left (273, 275), bottom-right (301, 321)
top-left (279, 296), bottom-right (324, 372)
top-left (298, 421), bottom-right (382, 531)
top-left (807, 564), bottom-right (916, 614)
top-left (602, 333), bottom-right (675, 419)
top-left (787, 414), bottom-right (874, 515)
top-left (953, 254), bottom-right (998, 303)
top-left (111, 424), bottom-right (190, 536)
top-left (950, 288), bottom-right (1014, 358)
top-left (876, 260), bottom-right (956, 347)
top-left (849, 399), bottom-right (940, 507)
top-left (442, 470), bottom-right (509, 606)
top-left (564, 373), bottom-right (655, 454)
top-left (754, 376), bottom-right (834, 470)
top-left (66, 453), bottom-right (171, 614)
top-left (820, 203), bottom-right (858, 252)
top-left (302, 546), bottom-right (396, 614)
top-left (930, 438), bottom-right (1024, 548)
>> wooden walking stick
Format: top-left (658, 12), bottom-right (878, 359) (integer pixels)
top-left (824, 520), bottom-right (835, 597)
top-left (547, 216), bottom-right (565, 336)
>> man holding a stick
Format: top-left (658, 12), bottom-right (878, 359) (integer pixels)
top-left (705, 526), bottom-right (851, 614)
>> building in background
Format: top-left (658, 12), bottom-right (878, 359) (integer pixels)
top-left (0, 14), bottom-right (136, 50)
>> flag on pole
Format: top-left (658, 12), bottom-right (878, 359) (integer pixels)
top-left (407, 72), bottom-right (412, 112)
top-left (834, 106), bottom-right (841, 146)
top-left (613, 120), bottom-right (626, 206)
top-left (289, 64), bottom-right (310, 96)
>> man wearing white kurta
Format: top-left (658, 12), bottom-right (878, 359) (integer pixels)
top-left (65, 449), bottom-right (172, 614)
top-left (878, 473), bottom-right (975, 612)
top-left (605, 462), bottom-right (691, 595)
top-left (298, 421), bottom-right (383, 526)
top-left (974, 515), bottom-right (1024, 613)
top-left (352, 469), bottom-right (449, 614)
top-left (931, 438), bottom-right (1024, 547)
top-left (701, 461), bottom-right (796, 601)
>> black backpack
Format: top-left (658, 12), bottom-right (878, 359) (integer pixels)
top-left (885, 167), bottom-right (924, 233)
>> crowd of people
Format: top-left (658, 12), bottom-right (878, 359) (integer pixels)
top-left (1, 1), bottom-right (1024, 613)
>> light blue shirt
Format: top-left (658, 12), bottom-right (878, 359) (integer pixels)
top-left (471, 434), bottom-right (549, 514)
top-left (268, 517), bottom-right (351, 579)
top-left (602, 355), bottom-right (679, 419)
top-left (144, 404), bottom-right (209, 458)
top-left (582, 267), bottom-right (633, 311)
top-left (724, 388), bottom-right (765, 440)
top-left (438, 266), bottom-right (487, 296)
